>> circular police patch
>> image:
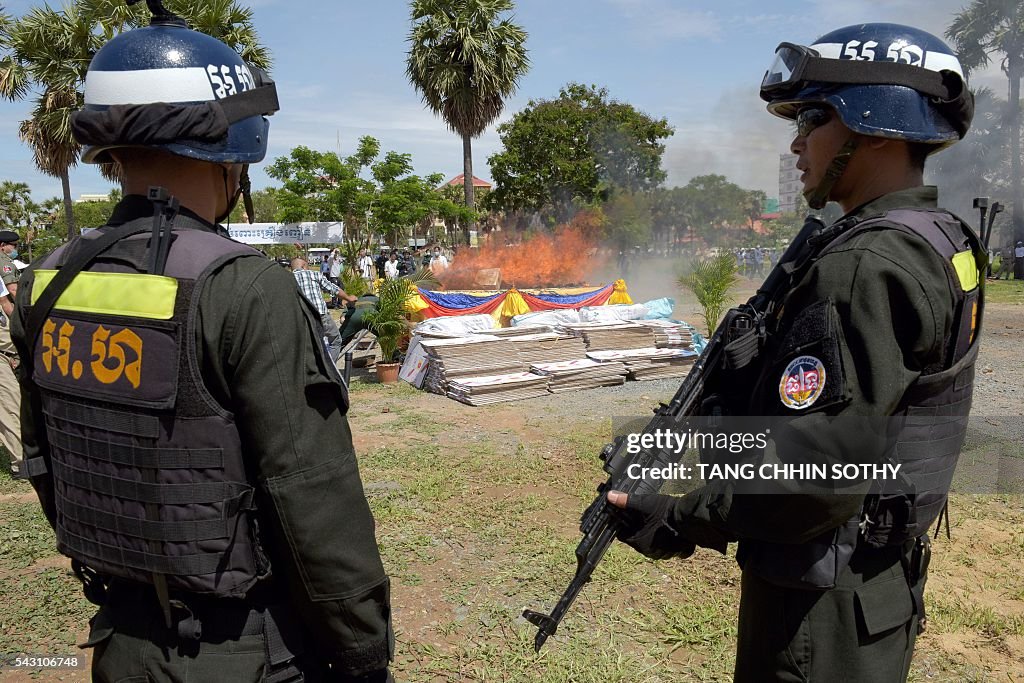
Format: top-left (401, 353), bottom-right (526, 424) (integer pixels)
top-left (779, 355), bottom-right (826, 410)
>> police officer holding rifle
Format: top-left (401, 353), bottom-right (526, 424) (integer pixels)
top-left (527, 23), bottom-right (983, 682)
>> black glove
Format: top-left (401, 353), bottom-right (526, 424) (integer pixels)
top-left (614, 493), bottom-right (696, 561)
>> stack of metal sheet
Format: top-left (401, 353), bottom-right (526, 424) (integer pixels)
top-left (558, 321), bottom-right (658, 352)
top-left (446, 372), bottom-right (551, 405)
top-left (507, 333), bottom-right (589, 366)
top-left (635, 320), bottom-right (696, 349)
top-left (419, 336), bottom-right (523, 394)
top-left (531, 358), bottom-right (629, 393)
top-left (587, 348), bottom-right (698, 381)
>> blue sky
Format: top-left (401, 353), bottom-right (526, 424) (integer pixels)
top-left (0, 0), bottom-right (1004, 204)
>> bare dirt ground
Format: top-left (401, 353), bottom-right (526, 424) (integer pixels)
top-left (2, 269), bottom-right (1022, 682)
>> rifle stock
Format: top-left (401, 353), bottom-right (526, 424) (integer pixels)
top-left (523, 216), bottom-right (825, 651)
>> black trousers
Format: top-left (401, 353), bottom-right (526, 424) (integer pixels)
top-left (734, 543), bottom-right (920, 682)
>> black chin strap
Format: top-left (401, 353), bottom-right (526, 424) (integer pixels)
top-left (216, 165), bottom-right (249, 226)
top-left (240, 166), bottom-right (254, 224)
top-left (806, 134), bottom-right (860, 210)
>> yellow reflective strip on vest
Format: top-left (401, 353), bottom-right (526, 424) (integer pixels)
top-left (32, 270), bottom-right (178, 320)
top-left (950, 251), bottom-right (978, 292)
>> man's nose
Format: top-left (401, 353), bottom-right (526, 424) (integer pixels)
top-left (790, 134), bottom-right (805, 155)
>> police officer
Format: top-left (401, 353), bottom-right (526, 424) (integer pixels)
top-left (12, 5), bottom-right (393, 681)
top-left (608, 24), bottom-right (981, 681)
top-left (0, 229), bottom-right (21, 292)
top-left (0, 233), bottom-right (21, 476)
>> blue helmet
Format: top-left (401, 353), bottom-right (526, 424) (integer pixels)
top-left (74, 14), bottom-right (278, 164)
top-left (760, 23), bottom-right (972, 147)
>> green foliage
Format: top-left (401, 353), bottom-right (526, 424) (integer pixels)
top-left (340, 267), bottom-right (368, 298)
top-left (363, 277), bottom-right (414, 363)
top-left (946, 1), bottom-right (1024, 248)
top-left (263, 244), bottom-right (300, 261)
top-left (406, 0), bottom-right (530, 140)
top-left (228, 187), bottom-right (283, 224)
top-left (406, 0), bottom-right (530, 214)
top-left (926, 87), bottom-right (1011, 222)
top-left (267, 140), bottom-right (472, 249)
top-left (677, 175), bottom-right (749, 241)
top-left (678, 253), bottom-right (739, 333)
top-left (0, 0), bottom-right (270, 238)
top-left (267, 141), bottom-right (374, 226)
top-left (0, 180), bottom-right (33, 233)
top-left (49, 191), bottom-right (119, 231)
top-left (487, 83), bottom-right (673, 220)
top-left (0, 182), bottom-right (66, 259)
top-left (603, 192), bottom-right (651, 249)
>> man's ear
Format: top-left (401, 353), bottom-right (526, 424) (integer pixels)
top-left (863, 135), bottom-right (890, 151)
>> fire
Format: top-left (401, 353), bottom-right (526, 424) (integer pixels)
top-left (439, 217), bottom-right (606, 290)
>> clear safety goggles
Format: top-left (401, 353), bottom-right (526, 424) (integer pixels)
top-left (760, 43), bottom-right (820, 100)
top-left (760, 41), bottom-right (960, 105)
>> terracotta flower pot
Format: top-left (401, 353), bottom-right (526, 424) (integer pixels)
top-left (376, 362), bottom-right (401, 384)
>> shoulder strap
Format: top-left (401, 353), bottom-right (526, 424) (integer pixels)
top-left (818, 207), bottom-right (985, 369)
top-left (20, 218), bottom-right (154, 371)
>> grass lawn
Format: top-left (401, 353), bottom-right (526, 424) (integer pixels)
top-left (1, 382), bottom-right (1021, 681)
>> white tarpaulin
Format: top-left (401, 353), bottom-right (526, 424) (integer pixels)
top-left (226, 222), bottom-right (344, 245)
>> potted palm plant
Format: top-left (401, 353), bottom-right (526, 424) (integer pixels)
top-left (677, 253), bottom-right (739, 335)
top-left (362, 277), bottom-right (415, 383)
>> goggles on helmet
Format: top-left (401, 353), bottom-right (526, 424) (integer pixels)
top-left (761, 43), bottom-right (819, 98)
top-left (761, 41), bottom-right (961, 103)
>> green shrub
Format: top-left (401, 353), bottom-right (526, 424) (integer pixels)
top-left (678, 254), bottom-right (739, 334)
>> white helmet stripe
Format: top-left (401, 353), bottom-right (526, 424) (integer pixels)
top-left (922, 52), bottom-right (963, 77)
top-left (810, 41), bottom-right (964, 77)
top-left (85, 67), bottom-right (215, 105)
top-left (810, 42), bottom-right (843, 59)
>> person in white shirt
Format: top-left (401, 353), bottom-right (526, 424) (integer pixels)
top-left (357, 249), bottom-right (374, 282)
top-left (328, 248), bottom-right (343, 284)
top-left (384, 252), bottom-right (400, 279)
top-left (429, 247), bottom-right (448, 272)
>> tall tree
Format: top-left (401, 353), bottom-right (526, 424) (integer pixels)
top-left (487, 83), bottom-right (673, 221)
top-left (0, 3), bottom-right (98, 239)
top-left (0, 180), bottom-right (34, 233)
top-left (677, 174), bottom-right (748, 244)
top-left (0, 0), bottom-right (269, 241)
top-left (947, 1), bottom-right (1024, 276)
top-left (927, 87), bottom-right (1010, 230)
top-left (266, 139), bottom-right (473, 263)
top-left (406, 0), bottom-right (529, 242)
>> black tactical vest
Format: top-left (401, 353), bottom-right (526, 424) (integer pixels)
top-left (839, 209), bottom-right (981, 546)
top-left (739, 207), bottom-right (983, 589)
top-left (22, 218), bottom-right (270, 598)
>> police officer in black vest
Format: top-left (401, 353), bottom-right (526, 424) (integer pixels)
top-left (607, 23), bottom-right (982, 681)
top-left (12, 4), bottom-right (392, 681)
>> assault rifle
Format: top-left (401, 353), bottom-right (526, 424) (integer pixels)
top-left (523, 215), bottom-right (826, 651)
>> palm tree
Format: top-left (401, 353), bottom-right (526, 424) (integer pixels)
top-left (947, 2), bottom-right (1024, 276)
top-left (0, 4), bottom-right (97, 240)
top-left (406, 0), bottom-right (529, 243)
top-left (0, 0), bottom-right (269, 242)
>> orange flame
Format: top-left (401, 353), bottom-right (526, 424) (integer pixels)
top-left (439, 219), bottom-right (606, 290)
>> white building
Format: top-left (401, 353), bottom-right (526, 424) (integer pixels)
top-left (778, 153), bottom-right (801, 214)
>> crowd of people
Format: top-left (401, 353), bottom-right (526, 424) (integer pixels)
top-left (989, 240), bottom-right (1023, 280)
top-left (732, 246), bottom-right (779, 278)
top-left (317, 245), bottom-right (454, 285)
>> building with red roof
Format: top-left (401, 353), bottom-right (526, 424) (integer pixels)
top-left (445, 174), bottom-right (493, 190)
